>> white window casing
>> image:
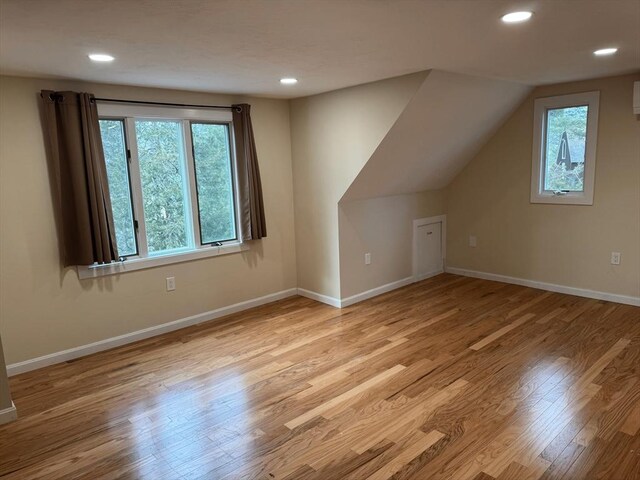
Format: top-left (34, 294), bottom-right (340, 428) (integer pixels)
top-left (530, 91), bottom-right (599, 205)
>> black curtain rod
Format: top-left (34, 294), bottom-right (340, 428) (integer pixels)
top-left (93, 97), bottom-right (241, 112)
top-left (42, 92), bottom-right (240, 112)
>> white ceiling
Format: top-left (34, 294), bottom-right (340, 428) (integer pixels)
top-left (342, 70), bottom-right (531, 200)
top-left (0, 0), bottom-right (638, 98)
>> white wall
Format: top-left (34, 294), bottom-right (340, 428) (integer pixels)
top-left (290, 72), bottom-right (427, 298)
top-left (339, 190), bottom-right (447, 298)
top-left (447, 73), bottom-right (640, 299)
top-left (0, 75), bottom-right (297, 364)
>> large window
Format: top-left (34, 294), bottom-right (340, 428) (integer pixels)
top-left (97, 104), bottom-right (238, 261)
top-left (530, 91), bottom-right (599, 205)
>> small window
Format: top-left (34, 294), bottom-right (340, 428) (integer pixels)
top-left (97, 104), bottom-right (239, 262)
top-left (531, 91), bottom-right (599, 205)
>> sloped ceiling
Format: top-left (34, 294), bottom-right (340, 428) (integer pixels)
top-left (342, 71), bottom-right (532, 201)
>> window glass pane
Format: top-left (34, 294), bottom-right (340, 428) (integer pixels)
top-left (544, 105), bottom-right (588, 192)
top-left (190, 123), bottom-right (236, 243)
top-left (135, 120), bottom-right (192, 254)
top-left (99, 119), bottom-right (137, 257)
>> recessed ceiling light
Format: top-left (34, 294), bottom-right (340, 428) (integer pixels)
top-left (501, 11), bottom-right (533, 23)
top-left (88, 53), bottom-right (115, 62)
top-left (280, 78), bottom-right (298, 85)
top-left (593, 47), bottom-right (618, 56)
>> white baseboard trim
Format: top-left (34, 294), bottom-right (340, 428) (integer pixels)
top-left (445, 267), bottom-right (640, 307)
top-left (341, 276), bottom-right (415, 308)
top-left (0, 402), bottom-right (17, 425)
top-left (297, 288), bottom-right (342, 308)
top-left (298, 276), bottom-right (417, 309)
top-left (7, 288), bottom-right (298, 376)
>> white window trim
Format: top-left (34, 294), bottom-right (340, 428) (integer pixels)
top-left (530, 91), bottom-right (599, 205)
top-left (77, 242), bottom-right (249, 279)
top-left (97, 103), bottom-right (233, 123)
top-left (79, 102), bottom-right (245, 280)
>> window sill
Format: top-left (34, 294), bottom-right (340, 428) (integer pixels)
top-left (77, 242), bottom-right (248, 280)
top-left (530, 192), bottom-right (593, 205)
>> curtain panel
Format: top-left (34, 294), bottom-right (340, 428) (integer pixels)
top-left (232, 104), bottom-right (267, 240)
top-left (40, 90), bottom-right (118, 266)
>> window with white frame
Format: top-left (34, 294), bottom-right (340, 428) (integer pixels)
top-left (98, 104), bottom-right (239, 262)
top-left (530, 91), bottom-right (599, 205)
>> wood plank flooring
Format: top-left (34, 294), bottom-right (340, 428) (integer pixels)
top-left (1, 273), bottom-right (639, 479)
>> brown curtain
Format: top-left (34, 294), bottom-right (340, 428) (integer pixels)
top-left (232, 104), bottom-right (267, 240)
top-left (40, 91), bottom-right (118, 266)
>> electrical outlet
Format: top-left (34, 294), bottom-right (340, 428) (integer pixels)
top-left (166, 276), bottom-right (176, 291)
top-left (611, 252), bottom-right (621, 265)
top-left (364, 253), bottom-right (371, 265)
top-left (469, 236), bottom-right (477, 248)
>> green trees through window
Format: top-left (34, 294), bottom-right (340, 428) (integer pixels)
top-left (99, 119), bottom-right (137, 257)
top-left (544, 106), bottom-right (588, 192)
top-left (136, 120), bottom-right (191, 253)
top-left (191, 123), bottom-right (236, 244)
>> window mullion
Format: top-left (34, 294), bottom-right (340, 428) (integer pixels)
top-left (124, 118), bottom-right (149, 258)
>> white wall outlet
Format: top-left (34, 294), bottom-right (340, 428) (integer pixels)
top-left (611, 252), bottom-right (621, 265)
top-left (469, 235), bottom-right (477, 248)
top-left (166, 276), bottom-right (176, 291)
top-left (364, 253), bottom-right (371, 265)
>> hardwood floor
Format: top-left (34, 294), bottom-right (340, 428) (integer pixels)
top-left (1, 274), bottom-right (639, 479)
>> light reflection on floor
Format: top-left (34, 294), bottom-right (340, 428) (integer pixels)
top-left (516, 359), bottom-right (578, 451)
top-left (124, 368), bottom-right (258, 478)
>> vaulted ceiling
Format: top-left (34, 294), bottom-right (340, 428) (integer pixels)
top-left (342, 70), bottom-right (532, 200)
top-left (1, 0), bottom-right (638, 97)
